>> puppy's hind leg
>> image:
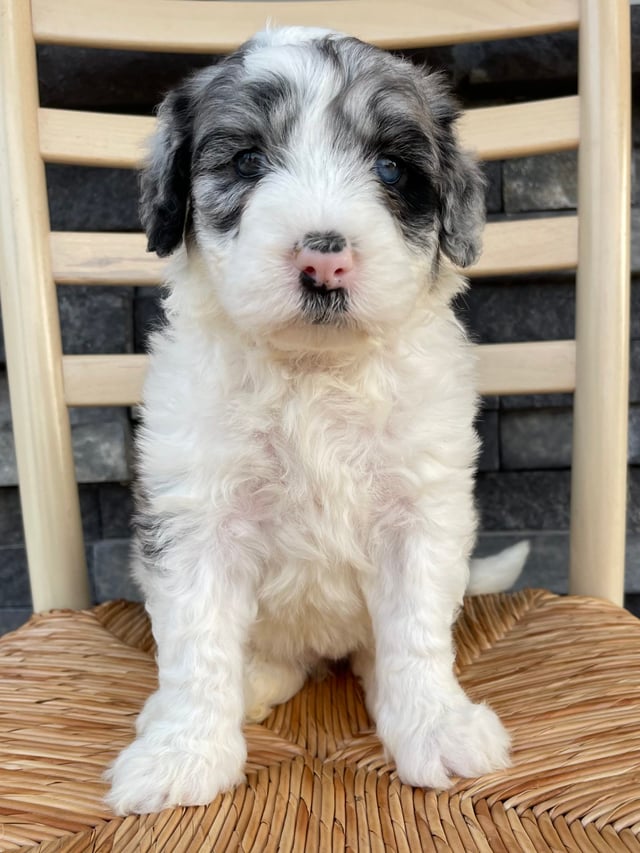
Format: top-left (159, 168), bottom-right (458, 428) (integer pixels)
top-left (244, 652), bottom-right (307, 722)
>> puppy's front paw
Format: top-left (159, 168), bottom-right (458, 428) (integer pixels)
top-left (105, 728), bottom-right (246, 815)
top-left (380, 699), bottom-right (510, 790)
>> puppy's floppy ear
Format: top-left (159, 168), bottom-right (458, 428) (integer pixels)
top-left (140, 87), bottom-right (194, 257)
top-left (430, 92), bottom-right (486, 269)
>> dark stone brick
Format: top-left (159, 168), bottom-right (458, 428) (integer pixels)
top-left (0, 371), bottom-right (10, 424)
top-left (501, 406), bottom-right (640, 470)
top-left (0, 545), bottom-right (95, 609)
top-left (632, 209), bottom-right (640, 275)
top-left (37, 46), bottom-right (215, 111)
top-left (0, 608), bottom-right (32, 636)
top-left (500, 393), bottom-right (574, 410)
top-left (0, 547), bottom-right (31, 607)
top-left (458, 278), bottom-right (575, 344)
top-left (629, 468), bottom-right (640, 534)
top-left (631, 340), bottom-right (640, 404)
top-left (483, 161), bottom-right (502, 214)
top-left (47, 165), bottom-right (140, 232)
top-left (0, 429), bottom-right (17, 487)
top-left (630, 407), bottom-right (640, 466)
top-left (407, 33), bottom-right (580, 102)
top-left (0, 415), bottom-right (132, 486)
top-left (134, 287), bottom-right (165, 353)
top-left (79, 486), bottom-right (103, 541)
top-left (626, 595), bottom-right (640, 619)
top-left (501, 408), bottom-right (573, 470)
top-left (633, 7), bottom-right (640, 76)
top-left (0, 486), bottom-right (101, 546)
top-left (68, 406), bottom-right (126, 426)
top-left (99, 484), bottom-right (134, 539)
top-left (91, 539), bottom-right (141, 602)
top-left (633, 283), bottom-right (640, 339)
top-left (73, 417), bottom-right (132, 484)
top-left (58, 286), bottom-right (134, 355)
top-left (474, 470), bottom-right (640, 534)
top-left (476, 470), bottom-right (571, 530)
top-left (476, 409), bottom-right (499, 472)
top-left (503, 151), bottom-right (577, 214)
top-left (0, 489), bottom-right (24, 546)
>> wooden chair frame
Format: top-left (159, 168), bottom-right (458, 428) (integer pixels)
top-left (0, 0), bottom-right (631, 612)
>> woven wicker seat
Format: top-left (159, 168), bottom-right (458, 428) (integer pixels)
top-left (2, 593), bottom-right (640, 851)
top-left (0, 0), bottom-right (637, 850)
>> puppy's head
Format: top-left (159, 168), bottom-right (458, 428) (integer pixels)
top-left (141, 27), bottom-right (484, 348)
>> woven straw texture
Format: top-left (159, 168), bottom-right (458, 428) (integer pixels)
top-left (1, 590), bottom-right (640, 852)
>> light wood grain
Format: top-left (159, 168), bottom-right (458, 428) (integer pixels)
top-left (471, 215), bottom-right (577, 278)
top-left (32, 0), bottom-right (579, 52)
top-left (62, 342), bottom-right (577, 406)
top-left (39, 97), bottom-right (579, 169)
top-left (63, 355), bottom-right (149, 406)
top-left (50, 232), bottom-right (161, 286)
top-left (49, 216), bottom-right (578, 286)
top-left (478, 341), bottom-right (576, 396)
top-left (569, 0), bottom-right (631, 606)
top-left (0, 0), bottom-right (90, 611)
top-left (39, 109), bottom-right (154, 168)
top-left (459, 96), bottom-right (579, 161)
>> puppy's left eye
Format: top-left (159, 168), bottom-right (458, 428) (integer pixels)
top-left (375, 156), bottom-right (403, 185)
top-left (234, 149), bottom-right (268, 179)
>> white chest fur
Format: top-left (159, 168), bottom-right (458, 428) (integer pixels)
top-left (138, 294), bottom-right (477, 662)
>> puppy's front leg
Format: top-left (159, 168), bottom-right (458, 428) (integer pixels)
top-left (367, 528), bottom-right (510, 789)
top-left (107, 528), bottom-right (255, 815)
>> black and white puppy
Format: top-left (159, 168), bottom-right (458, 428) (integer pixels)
top-left (107, 27), bottom-right (526, 815)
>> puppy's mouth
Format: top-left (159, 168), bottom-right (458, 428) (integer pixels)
top-left (299, 272), bottom-right (349, 325)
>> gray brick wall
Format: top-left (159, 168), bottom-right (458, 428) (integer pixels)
top-left (1, 19), bottom-right (640, 632)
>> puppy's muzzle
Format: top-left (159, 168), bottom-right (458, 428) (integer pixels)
top-left (294, 231), bottom-right (355, 291)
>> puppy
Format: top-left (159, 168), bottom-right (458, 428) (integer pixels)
top-left (107, 27), bottom-right (525, 815)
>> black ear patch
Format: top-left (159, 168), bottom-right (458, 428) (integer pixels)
top-left (434, 126), bottom-right (486, 269)
top-left (140, 90), bottom-right (194, 257)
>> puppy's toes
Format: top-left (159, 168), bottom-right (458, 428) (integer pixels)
top-left (105, 730), bottom-right (246, 815)
top-left (434, 700), bottom-right (511, 780)
top-left (382, 699), bottom-right (510, 789)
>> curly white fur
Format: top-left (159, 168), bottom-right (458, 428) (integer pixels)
top-left (106, 27), bottom-right (520, 814)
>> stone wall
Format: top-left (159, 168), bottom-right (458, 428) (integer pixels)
top-left (1, 17), bottom-right (640, 631)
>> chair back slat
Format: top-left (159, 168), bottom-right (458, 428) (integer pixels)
top-left (32, 0), bottom-right (579, 52)
top-left (49, 216), bottom-right (579, 287)
top-left (38, 97), bottom-right (579, 169)
top-left (61, 342), bottom-right (578, 408)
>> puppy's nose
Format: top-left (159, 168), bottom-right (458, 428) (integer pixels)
top-left (294, 246), bottom-right (355, 290)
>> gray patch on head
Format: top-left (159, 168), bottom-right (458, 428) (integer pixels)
top-left (279, 34), bottom-right (485, 264)
top-left (302, 232), bottom-right (347, 253)
top-left (190, 62), bottom-right (302, 234)
top-left (139, 29), bottom-right (485, 266)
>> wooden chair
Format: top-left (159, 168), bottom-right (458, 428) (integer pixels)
top-left (0, 0), bottom-right (637, 849)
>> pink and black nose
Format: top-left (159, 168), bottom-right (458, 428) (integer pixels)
top-left (294, 232), bottom-right (355, 291)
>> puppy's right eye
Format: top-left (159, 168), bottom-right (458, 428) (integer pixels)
top-left (375, 156), bottom-right (404, 186)
top-left (234, 149), bottom-right (267, 179)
